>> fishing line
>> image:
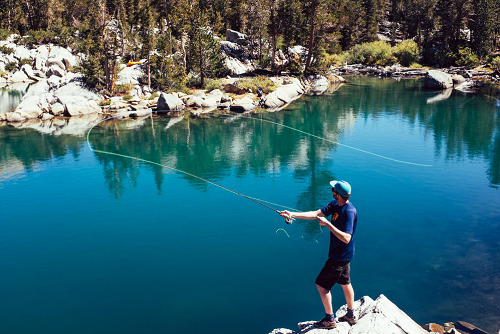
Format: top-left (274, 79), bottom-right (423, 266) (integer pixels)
top-left (86, 104), bottom-right (431, 239)
top-left (236, 114), bottom-right (433, 167)
top-left (87, 117), bottom-right (299, 223)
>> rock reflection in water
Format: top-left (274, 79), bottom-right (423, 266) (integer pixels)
top-left (426, 88), bottom-right (453, 104)
top-left (1, 114), bottom-right (105, 136)
top-left (0, 83), bottom-right (30, 113)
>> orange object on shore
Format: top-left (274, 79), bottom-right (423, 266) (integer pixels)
top-left (127, 61), bottom-right (141, 66)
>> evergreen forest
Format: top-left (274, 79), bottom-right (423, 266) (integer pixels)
top-left (1, 0), bottom-right (499, 92)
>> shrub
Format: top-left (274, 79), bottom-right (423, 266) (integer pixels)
top-left (324, 53), bottom-right (346, 67)
top-left (204, 78), bottom-right (223, 91)
top-left (99, 100), bottom-right (112, 106)
top-left (148, 92), bottom-right (160, 100)
top-left (0, 70), bottom-right (7, 77)
top-left (433, 48), bottom-right (457, 67)
top-left (236, 75), bottom-right (276, 94)
top-left (409, 62), bottom-right (423, 68)
top-left (491, 56), bottom-right (500, 71)
top-left (0, 29), bottom-right (12, 41)
top-left (312, 49), bottom-right (345, 71)
top-left (19, 58), bottom-right (33, 66)
top-left (347, 41), bottom-right (395, 66)
top-left (393, 39), bottom-right (420, 67)
top-left (456, 47), bottom-right (480, 68)
top-left (114, 83), bottom-right (134, 95)
top-left (256, 55), bottom-right (272, 68)
top-left (186, 75), bottom-right (202, 88)
top-left (17, 26), bottom-right (77, 47)
top-left (0, 45), bottom-right (15, 54)
top-left (283, 59), bottom-right (302, 74)
top-left (5, 61), bottom-right (17, 72)
top-left (123, 94), bottom-right (133, 101)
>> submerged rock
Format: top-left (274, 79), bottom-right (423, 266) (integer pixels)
top-left (454, 80), bottom-right (484, 93)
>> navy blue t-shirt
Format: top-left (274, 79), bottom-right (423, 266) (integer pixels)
top-left (320, 200), bottom-right (357, 261)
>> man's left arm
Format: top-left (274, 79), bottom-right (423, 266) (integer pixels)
top-left (317, 216), bottom-right (352, 244)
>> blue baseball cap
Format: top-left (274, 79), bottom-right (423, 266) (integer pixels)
top-left (330, 180), bottom-right (351, 197)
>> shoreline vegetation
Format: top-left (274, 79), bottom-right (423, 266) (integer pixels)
top-left (0, 0), bottom-right (499, 126)
top-left (0, 29), bottom-right (498, 127)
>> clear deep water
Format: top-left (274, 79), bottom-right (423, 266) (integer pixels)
top-left (1, 77), bottom-right (499, 334)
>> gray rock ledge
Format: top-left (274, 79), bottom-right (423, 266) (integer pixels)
top-left (270, 294), bottom-right (429, 334)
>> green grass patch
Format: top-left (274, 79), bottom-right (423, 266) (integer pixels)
top-left (99, 100), bottom-right (112, 106)
top-left (148, 92), bottom-right (160, 100)
top-left (0, 29), bottom-right (12, 41)
top-left (236, 76), bottom-right (276, 94)
top-left (123, 94), bottom-right (133, 101)
top-left (204, 78), bottom-right (223, 91)
top-left (114, 83), bottom-right (134, 95)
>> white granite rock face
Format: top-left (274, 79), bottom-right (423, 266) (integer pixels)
top-left (425, 70), bottom-right (453, 89)
top-left (273, 295), bottom-right (429, 334)
top-left (115, 64), bottom-right (144, 85)
top-left (206, 89), bottom-right (223, 103)
top-left (230, 96), bottom-right (256, 112)
top-left (157, 92), bottom-right (185, 111)
top-left (302, 74), bottom-right (330, 95)
top-left (263, 83), bottom-right (303, 108)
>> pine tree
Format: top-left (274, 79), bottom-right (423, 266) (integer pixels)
top-left (436, 0), bottom-right (455, 50)
top-left (150, 33), bottom-right (186, 90)
top-left (303, 0), bottom-right (339, 73)
top-left (187, 7), bottom-right (227, 87)
top-left (79, 0), bottom-right (122, 92)
top-left (362, 0), bottom-right (379, 42)
top-left (139, 2), bottom-right (157, 89)
top-left (470, 0), bottom-right (491, 57)
top-left (492, 0), bottom-right (500, 51)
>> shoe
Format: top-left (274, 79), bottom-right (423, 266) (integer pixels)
top-left (338, 313), bottom-right (357, 325)
top-left (314, 317), bottom-right (337, 329)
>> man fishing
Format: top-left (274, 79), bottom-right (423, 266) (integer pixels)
top-left (280, 180), bottom-right (358, 329)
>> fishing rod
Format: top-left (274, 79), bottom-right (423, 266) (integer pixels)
top-left (87, 106), bottom-right (432, 226)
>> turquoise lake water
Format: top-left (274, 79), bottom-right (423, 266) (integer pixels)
top-left (1, 77), bottom-right (499, 333)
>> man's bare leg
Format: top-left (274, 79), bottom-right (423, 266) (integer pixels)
top-left (316, 284), bottom-right (334, 315)
top-left (341, 283), bottom-right (354, 310)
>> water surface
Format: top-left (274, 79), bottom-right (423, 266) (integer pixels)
top-left (1, 77), bottom-right (499, 333)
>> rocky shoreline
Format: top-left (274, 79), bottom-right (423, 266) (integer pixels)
top-left (0, 30), bottom-right (498, 133)
top-left (271, 294), bottom-right (496, 334)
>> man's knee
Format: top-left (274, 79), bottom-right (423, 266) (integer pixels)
top-left (316, 283), bottom-right (330, 294)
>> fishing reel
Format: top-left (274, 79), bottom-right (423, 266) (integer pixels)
top-left (285, 216), bottom-right (295, 225)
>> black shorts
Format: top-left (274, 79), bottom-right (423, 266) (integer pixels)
top-left (315, 258), bottom-right (351, 290)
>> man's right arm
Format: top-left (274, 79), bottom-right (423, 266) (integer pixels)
top-left (280, 209), bottom-right (324, 220)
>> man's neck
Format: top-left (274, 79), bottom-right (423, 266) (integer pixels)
top-left (337, 199), bottom-right (349, 206)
